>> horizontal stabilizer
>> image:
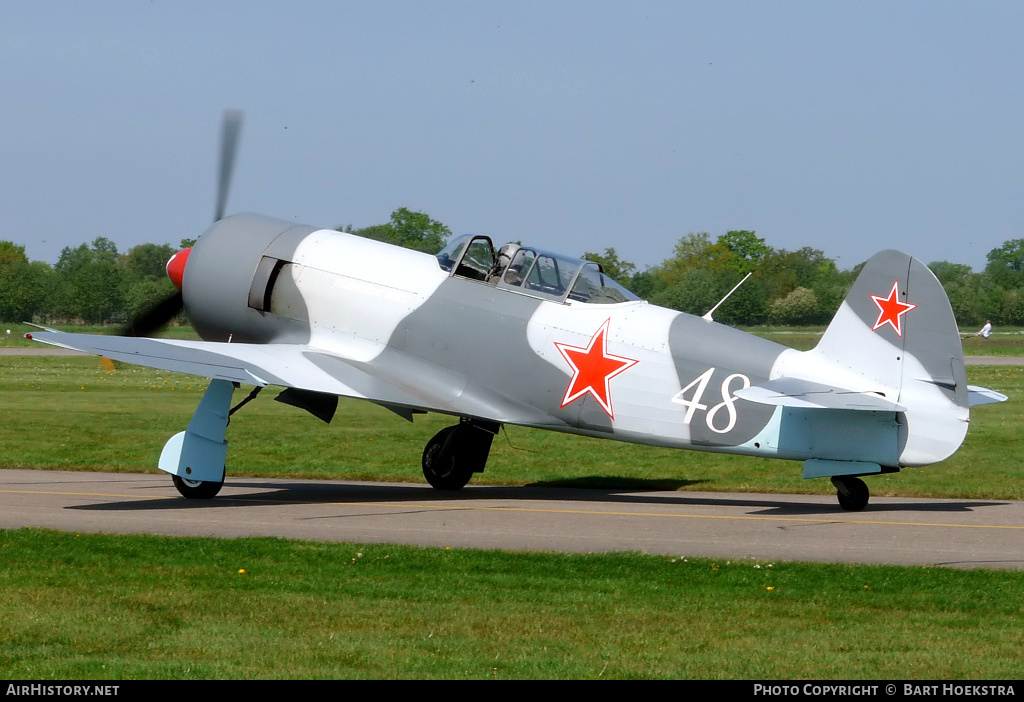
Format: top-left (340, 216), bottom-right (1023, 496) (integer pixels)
top-left (734, 378), bottom-right (906, 412)
top-left (967, 385), bottom-right (1009, 406)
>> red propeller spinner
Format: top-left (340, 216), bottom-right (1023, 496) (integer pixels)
top-left (166, 247), bottom-right (192, 290)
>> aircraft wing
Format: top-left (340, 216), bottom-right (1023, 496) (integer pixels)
top-left (28, 331), bottom-right (440, 413)
top-left (733, 378), bottom-right (907, 412)
top-left (27, 330), bottom-right (541, 424)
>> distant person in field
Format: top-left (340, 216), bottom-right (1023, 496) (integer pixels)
top-left (977, 320), bottom-right (993, 339)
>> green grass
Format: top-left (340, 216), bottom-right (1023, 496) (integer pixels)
top-left (6, 321), bottom-right (1024, 354)
top-left (959, 333), bottom-right (1024, 357)
top-left (1, 356), bottom-right (1022, 500)
top-left (2, 355), bottom-right (1023, 680)
top-left (1, 528), bottom-right (1022, 680)
top-left (751, 327), bottom-right (1024, 354)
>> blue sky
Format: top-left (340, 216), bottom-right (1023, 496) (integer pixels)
top-left (2, 1), bottom-right (1022, 272)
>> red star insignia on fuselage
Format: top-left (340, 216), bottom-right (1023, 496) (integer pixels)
top-left (870, 281), bottom-right (917, 338)
top-left (554, 319), bottom-right (638, 419)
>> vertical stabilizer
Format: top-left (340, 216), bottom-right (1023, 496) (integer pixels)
top-left (806, 250), bottom-right (969, 466)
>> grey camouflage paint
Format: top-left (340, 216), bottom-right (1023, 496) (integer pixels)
top-left (35, 219), bottom-right (976, 473)
top-left (185, 214), bottom-right (316, 344)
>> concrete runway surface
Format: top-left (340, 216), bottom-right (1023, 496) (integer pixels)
top-left (0, 469), bottom-right (1021, 569)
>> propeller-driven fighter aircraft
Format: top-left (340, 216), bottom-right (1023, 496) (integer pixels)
top-left (28, 113), bottom-right (1007, 510)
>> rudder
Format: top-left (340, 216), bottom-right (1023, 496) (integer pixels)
top-left (809, 250), bottom-right (969, 466)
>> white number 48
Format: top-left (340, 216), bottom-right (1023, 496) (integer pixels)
top-left (671, 368), bottom-right (750, 434)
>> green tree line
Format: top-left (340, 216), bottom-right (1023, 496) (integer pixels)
top-left (589, 230), bottom-right (1024, 328)
top-left (0, 238), bottom-right (186, 325)
top-left (1, 209), bottom-right (1020, 329)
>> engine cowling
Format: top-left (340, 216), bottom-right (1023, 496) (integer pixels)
top-left (182, 213), bottom-right (318, 344)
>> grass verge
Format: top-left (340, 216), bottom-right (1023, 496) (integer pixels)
top-left (2, 355), bottom-right (1023, 681)
top-left (1, 528), bottom-right (1022, 680)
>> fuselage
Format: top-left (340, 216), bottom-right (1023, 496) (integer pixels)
top-left (179, 214), bottom-right (912, 467)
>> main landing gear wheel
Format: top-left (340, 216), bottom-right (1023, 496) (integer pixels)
top-left (172, 474), bottom-right (224, 499)
top-left (831, 476), bottom-right (869, 511)
top-left (422, 426), bottom-right (475, 491)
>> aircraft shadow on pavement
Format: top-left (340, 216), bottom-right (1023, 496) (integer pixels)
top-left (64, 477), bottom-right (1007, 517)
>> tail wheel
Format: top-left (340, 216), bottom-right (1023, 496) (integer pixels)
top-left (172, 474), bottom-right (224, 499)
top-left (832, 476), bottom-right (869, 511)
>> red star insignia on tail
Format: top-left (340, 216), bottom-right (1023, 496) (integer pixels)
top-left (870, 281), bottom-right (917, 338)
top-left (554, 319), bottom-right (638, 419)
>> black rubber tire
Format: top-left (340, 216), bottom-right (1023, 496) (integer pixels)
top-left (834, 476), bottom-right (869, 511)
top-left (422, 426), bottom-right (474, 491)
top-left (172, 474), bottom-right (224, 499)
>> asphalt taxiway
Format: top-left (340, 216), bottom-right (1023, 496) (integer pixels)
top-left (1, 469), bottom-right (1020, 569)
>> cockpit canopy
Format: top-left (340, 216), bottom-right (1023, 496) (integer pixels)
top-left (436, 234), bottom-right (640, 305)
